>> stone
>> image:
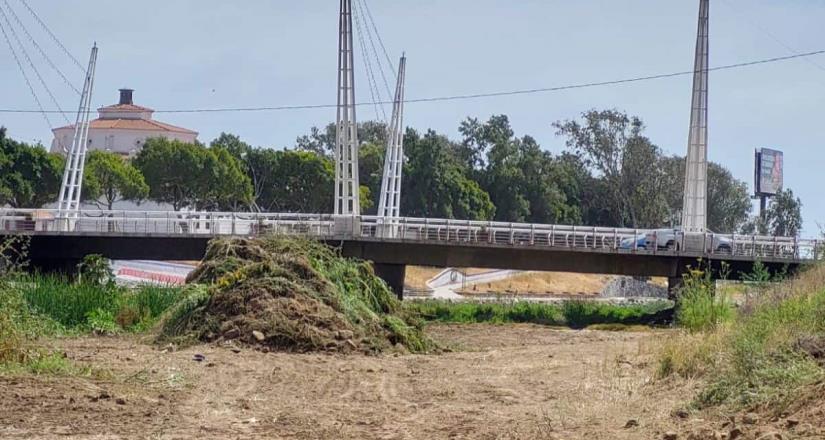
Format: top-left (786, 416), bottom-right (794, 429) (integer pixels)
top-left (664, 431), bottom-right (678, 440)
top-left (785, 418), bottom-right (799, 428)
top-left (252, 330), bottom-right (265, 342)
top-left (624, 419), bottom-right (639, 428)
top-left (728, 428), bottom-right (743, 439)
top-left (742, 413), bottom-right (759, 425)
top-left (755, 433), bottom-right (782, 440)
top-left (115, 398), bottom-right (126, 405)
top-left (224, 328), bottom-right (240, 339)
top-left (674, 408), bottom-right (690, 419)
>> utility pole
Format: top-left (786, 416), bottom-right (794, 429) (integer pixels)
top-left (334, 0), bottom-right (360, 217)
top-left (377, 54), bottom-right (407, 229)
top-left (56, 44), bottom-right (98, 228)
top-left (681, 0), bottom-right (710, 232)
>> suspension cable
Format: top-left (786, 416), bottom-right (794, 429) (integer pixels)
top-left (0, 12), bottom-right (56, 133)
top-left (16, 0), bottom-right (83, 72)
top-left (0, 3), bottom-right (69, 125)
top-left (352, 1), bottom-right (387, 124)
top-left (355, 0), bottom-right (393, 99)
top-left (3, 0), bottom-right (80, 95)
top-left (359, 0), bottom-right (396, 77)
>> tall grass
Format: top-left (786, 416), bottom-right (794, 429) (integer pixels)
top-left (407, 300), bottom-right (672, 329)
top-left (13, 274), bottom-right (183, 332)
top-left (676, 269), bottom-right (735, 333)
top-left (660, 264), bottom-right (825, 411)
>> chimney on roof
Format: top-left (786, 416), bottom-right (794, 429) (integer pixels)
top-left (119, 88), bottom-right (134, 105)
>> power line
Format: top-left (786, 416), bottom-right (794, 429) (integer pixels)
top-left (16, 0), bottom-right (84, 72)
top-left (2, 49), bottom-right (823, 115)
top-left (2, 0), bottom-right (81, 95)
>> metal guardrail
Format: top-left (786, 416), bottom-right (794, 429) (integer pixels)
top-left (0, 209), bottom-right (820, 262)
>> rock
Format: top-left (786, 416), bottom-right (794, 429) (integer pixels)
top-left (115, 398), bottom-right (126, 405)
top-left (674, 408), bottom-right (690, 419)
top-left (664, 431), bottom-right (678, 440)
top-left (192, 354), bottom-right (206, 362)
top-left (224, 328), bottom-right (240, 339)
top-left (252, 330), bottom-right (265, 341)
top-left (345, 339), bottom-right (358, 349)
top-left (785, 418), bottom-right (799, 428)
top-left (728, 428), bottom-right (743, 439)
top-left (742, 413), bottom-right (759, 425)
top-left (336, 330), bottom-right (354, 340)
top-left (755, 433), bottom-right (782, 440)
top-left (624, 419), bottom-right (639, 428)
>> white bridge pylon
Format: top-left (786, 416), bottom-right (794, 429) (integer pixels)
top-left (56, 44), bottom-right (98, 229)
top-left (334, 0), bottom-right (360, 217)
top-left (377, 54), bottom-right (407, 235)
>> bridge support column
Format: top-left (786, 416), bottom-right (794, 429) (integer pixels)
top-left (668, 276), bottom-right (684, 301)
top-left (373, 263), bottom-right (406, 300)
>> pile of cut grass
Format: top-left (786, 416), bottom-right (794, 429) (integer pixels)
top-left (158, 236), bottom-right (434, 353)
top-left (407, 299), bottom-right (673, 329)
top-left (659, 264), bottom-right (825, 412)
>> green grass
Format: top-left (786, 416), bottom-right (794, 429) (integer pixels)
top-left (676, 269), bottom-right (735, 333)
top-left (14, 274), bottom-right (184, 333)
top-left (406, 300), bottom-right (672, 329)
top-left (659, 264), bottom-right (825, 412)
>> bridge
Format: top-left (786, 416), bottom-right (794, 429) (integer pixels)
top-left (1, 209), bottom-right (819, 297)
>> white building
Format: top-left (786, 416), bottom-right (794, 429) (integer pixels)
top-left (51, 89), bottom-right (198, 156)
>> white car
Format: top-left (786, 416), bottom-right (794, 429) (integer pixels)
top-left (620, 229), bottom-right (733, 253)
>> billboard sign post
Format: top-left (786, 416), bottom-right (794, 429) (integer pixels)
top-left (754, 148), bottom-right (784, 221)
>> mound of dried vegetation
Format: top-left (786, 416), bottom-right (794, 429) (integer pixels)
top-left (158, 237), bottom-right (434, 354)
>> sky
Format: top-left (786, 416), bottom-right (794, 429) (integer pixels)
top-left (1, 0), bottom-right (823, 235)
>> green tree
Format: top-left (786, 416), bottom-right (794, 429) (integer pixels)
top-left (295, 121), bottom-right (388, 157)
top-left (0, 127), bottom-right (65, 208)
top-left (401, 129), bottom-right (495, 220)
top-left (133, 138), bottom-right (252, 211)
top-left (660, 157), bottom-right (752, 233)
top-left (82, 150), bottom-right (149, 210)
top-left (462, 115), bottom-right (581, 224)
top-left (358, 142), bottom-right (385, 214)
top-left (764, 189), bottom-right (803, 237)
top-left (553, 110), bottom-right (668, 228)
top-left (259, 150), bottom-right (335, 213)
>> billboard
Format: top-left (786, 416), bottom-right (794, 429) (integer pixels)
top-left (754, 148), bottom-right (784, 196)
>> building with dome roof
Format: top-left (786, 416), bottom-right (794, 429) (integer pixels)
top-left (50, 88), bottom-right (198, 156)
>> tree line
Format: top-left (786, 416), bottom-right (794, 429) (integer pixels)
top-left (0, 109), bottom-right (804, 235)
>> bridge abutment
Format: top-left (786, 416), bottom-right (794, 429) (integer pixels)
top-left (373, 263), bottom-right (406, 300)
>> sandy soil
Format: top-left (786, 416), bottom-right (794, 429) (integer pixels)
top-left (1, 325), bottom-right (697, 440)
top-left (463, 272), bottom-right (614, 295)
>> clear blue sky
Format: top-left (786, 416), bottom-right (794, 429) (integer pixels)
top-left (2, 0), bottom-right (823, 235)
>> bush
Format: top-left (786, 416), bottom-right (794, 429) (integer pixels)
top-left (660, 264), bottom-right (825, 411)
top-left (676, 268), bottom-right (734, 333)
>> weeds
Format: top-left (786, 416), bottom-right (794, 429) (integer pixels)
top-left (676, 268), bottom-right (734, 333)
top-left (13, 274), bottom-right (183, 333)
top-left (659, 264), bottom-right (825, 412)
top-left (407, 300), bottom-right (672, 329)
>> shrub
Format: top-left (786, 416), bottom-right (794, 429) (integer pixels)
top-left (660, 264), bottom-right (825, 411)
top-left (676, 269), bottom-right (734, 333)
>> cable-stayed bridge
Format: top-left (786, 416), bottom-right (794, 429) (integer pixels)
top-left (2, 0), bottom-right (821, 298)
top-left (0, 209), bottom-right (819, 296)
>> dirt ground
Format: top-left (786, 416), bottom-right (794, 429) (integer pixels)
top-left (1, 325), bottom-right (700, 440)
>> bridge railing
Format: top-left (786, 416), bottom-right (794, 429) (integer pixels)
top-left (0, 209), bottom-right (819, 262)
